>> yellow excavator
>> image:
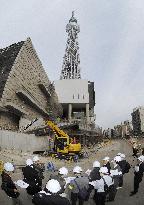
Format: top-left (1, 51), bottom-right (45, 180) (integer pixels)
top-left (46, 120), bottom-right (81, 155)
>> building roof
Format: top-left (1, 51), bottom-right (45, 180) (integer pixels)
top-left (0, 41), bottom-right (24, 98)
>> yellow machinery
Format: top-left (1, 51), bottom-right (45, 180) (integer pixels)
top-left (46, 120), bottom-right (81, 154)
top-left (0, 160), bottom-right (4, 174)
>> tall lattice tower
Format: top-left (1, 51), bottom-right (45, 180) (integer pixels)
top-left (60, 12), bottom-right (81, 79)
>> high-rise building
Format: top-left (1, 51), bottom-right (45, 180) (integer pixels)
top-left (131, 106), bottom-right (144, 135)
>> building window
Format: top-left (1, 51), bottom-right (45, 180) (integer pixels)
top-left (83, 95), bottom-right (84, 99)
top-left (73, 94), bottom-right (74, 99)
top-left (78, 94), bottom-right (79, 99)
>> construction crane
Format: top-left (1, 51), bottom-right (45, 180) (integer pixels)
top-left (46, 120), bottom-right (81, 155)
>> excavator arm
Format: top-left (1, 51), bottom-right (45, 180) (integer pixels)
top-left (46, 121), bottom-right (69, 138)
top-left (46, 120), bottom-right (81, 154)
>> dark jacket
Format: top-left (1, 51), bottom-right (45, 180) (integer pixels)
top-left (1, 171), bottom-right (20, 198)
top-left (33, 163), bottom-right (45, 180)
top-left (118, 160), bottom-right (130, 174)
top-left (89, 167), bottom-right (101, 181)
top-left (134, 162), bottom-right (144, 180)
top-left (22, 165), bottom-right (41, 195)
top-left (32, 192), bottom-right (71, 205)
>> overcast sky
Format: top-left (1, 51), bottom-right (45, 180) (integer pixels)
top-left (1, 0), bottom-right (144, 128)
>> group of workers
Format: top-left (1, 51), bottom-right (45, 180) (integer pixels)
top-left (1, 151), bottom-right (144, 205)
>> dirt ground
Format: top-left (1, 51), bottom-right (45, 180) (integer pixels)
top-left (0, 139), bottom-right (112, 173)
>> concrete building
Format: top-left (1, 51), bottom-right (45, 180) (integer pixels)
top-left (54, 79), bottom-right (95, 123)
top-left (55, 12), bottom-right (95, 127)
top-left (131, 106), bottom-right (144, 135)
top-left (0, 37), bottom-right (62, 131)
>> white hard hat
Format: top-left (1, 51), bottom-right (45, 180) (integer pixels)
top-left (117, 153), bottom-right (121, 156)
top-left (46, 179), bottom-right (61, 193)
top-left (4, 162), bottom-right (14, 172)
top-left (59, 167), bottom-right (68, 175)
top-left (73, 166), bottom-right (83, 173)
top-left (33, 156), bottom-right (40, 162)
top-left (120, 154), bottom-right (125, 159)
top-left (100, 167), bottom-right (108, 174)
top-left (93, 161), bottom-right (100, 168)
top-left (103, 157), bottom-right (110, 161)
top-left (26, 159), bottom-right (33, 166)
top-left (114, 156), bottom-right (122, 162)
top-left (138, 155), bottom-right (144, 162)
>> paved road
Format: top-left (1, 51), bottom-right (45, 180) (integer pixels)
top-left (0, 139), bottom-right (144, 205)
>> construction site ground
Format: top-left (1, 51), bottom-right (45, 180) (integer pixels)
top-left (0, 139), bottom-right (144, 205)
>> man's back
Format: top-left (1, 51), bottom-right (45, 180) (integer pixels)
top-left (22, 165), bottom-right (39, 183)
top-left (32, 192), bottom-right (71, 205)
top-left (89, 167), bottom-right (101, 181)
top-left (70, 176), bottom-right (89, 193)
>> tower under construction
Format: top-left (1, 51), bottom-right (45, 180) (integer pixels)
top-left (55, 12), bottom-right (96, 128)
top-left (60, 11), bottom-right (81, 80)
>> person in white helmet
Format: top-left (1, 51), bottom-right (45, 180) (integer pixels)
top-left (130, 155), bottom-right (144, 196)
top-left (87, 161), bottom-right (101, 200)
top-left (47, 166), bottom-right (68, 194)
top-left (69, 166), bottom-right (89, 205)
top-left (89, 167), bottom-right (110, 205)
top-left (89, 161), bottom-right (101, 181)
top-left (110, 156), bottom-right (122, 192)
top-left (22, 158), bottom-right (41, 196)
top-left (100, 167), bottom-right (115, 202)
top-left (32, 179), bottom-right (71, 205)
top-left (118, 154), bottom-right (130, 174)
top-left (1, 162), bottom-right (22, 205)
top-left (33, 156), bottom-right (45, 188)
top-left (118, 154), bottom-right (130, 187)
top-left (102, 157), bottom-right (111, 174)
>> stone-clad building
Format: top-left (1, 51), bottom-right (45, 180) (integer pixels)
top-left (0, 37), bottom-right (62, 131)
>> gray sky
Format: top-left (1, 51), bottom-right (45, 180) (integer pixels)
top-left (1, 0), bottom-right (144, 128)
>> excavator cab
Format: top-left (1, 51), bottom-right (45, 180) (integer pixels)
top-left (54, 136), bottom-right (69, 154)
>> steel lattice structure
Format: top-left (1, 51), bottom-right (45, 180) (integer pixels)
top-left (60, 12), bottom-right (81, 79)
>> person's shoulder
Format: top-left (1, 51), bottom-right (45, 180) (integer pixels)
top-left (140, 162), bottom-right (144, 168)
top-left (56, 195), bottom-right (71, 204)
top-left (2, 172), bottom-right (10, 180)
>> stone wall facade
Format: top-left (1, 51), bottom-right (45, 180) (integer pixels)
top-left (0, 38), bottom-right (62, 131)
top-left (0, 112), bottom-right (19, 130)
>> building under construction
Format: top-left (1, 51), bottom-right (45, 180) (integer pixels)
top-left (0, 13), bottom-right (101, 152)
top-left (18, 12), bottom-right (101, 149)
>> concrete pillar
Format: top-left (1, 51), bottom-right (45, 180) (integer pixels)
top-left (86, 103), bottom-right (89, 123)
top-left (68, 104), bottom-right (72, 122)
